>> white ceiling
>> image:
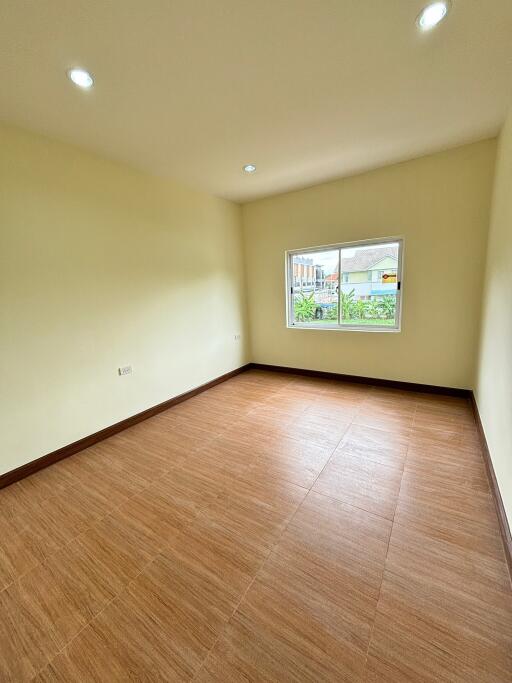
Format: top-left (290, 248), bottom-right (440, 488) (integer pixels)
top-left (1, 1), bottom-right (512, 202)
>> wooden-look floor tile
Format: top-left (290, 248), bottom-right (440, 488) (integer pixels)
top-left (244, 494), bottom-right (393, 671)
top-left (285, 412), bottom-right (350, 448)
top-left (226, 414), bottom-right (292, 442)
top-left (361, 394), bottom-right (416, 416)
top-left (313, 451), bottom-right (403, 519)
top-left (406, 440), bottom-right (485, 468)
top-left (70, 512), bottom-right (158, 593)
top-left (62, 453), bottom-right (150, 507)
top-left (229, 469), bottom-right (309, 510)
top-left (221, 421), bottom-right (311, 456)
top-left (360, 389), bottom-right (416, 408)
top-left (243, 436), bottom-right (334, 488)
top-left (0, 515), bottom-right (41, 591)
top-left (202, 476), bottom-right (308, 554)
top-left (413, 406), bottom-right (472, 432)
top-left (162, 527), bottom-right (254, 611)
top-left (197, 431), bottom-right (261, 466)
top-left (108, 432), bottom-right (186, 480)
top-left (0, 370), bottom-right (510, 682)
top-left (366, 611), bottom-right (483, 683)
top-left (396, 472), bottom-right (501, 547)
top-left (179, 407), bottom-right (236, 436)
top-left (120, 552), bottom-right (237, 675)
top-left (21, 462), bottom-right (80, 498)
top-left (17, 548), bottom-right (110, 649)
top-left (401, 459), bottom-right (489, 494)
top-left (263, 391), bottom-right (315, 416)
top-left (37, 528), bottom-right (249, 682)
top-left (5, 483), bottom-right (107, 568)
top-left (386, 523), bottom-right (512, 610)
top-left (160, 420), bottom-right (219, 452)
top-left (409, 423), bottom-right (466, 450)
top-left (111, 470), bottom-right (214, 552)
top-left (67, 439), bottom-right (169, 489)
top-left (1, 535), bottom-right (122, 680)
top-left (320, 382), bottom-right (371, 400)
top-left (197, 588), bottom-right (365, 682)
top-left (285, 377), bottom-right (333, 395)
top-left (338, 423), bottom-right (409, 468)
top-left (305, 399), bottom-right (360, 424)
top-left (0, 476), bottom-right (56, 524)
top-left (352, 405), bottom-right (413, 436)
top-left (367, 566), bottom-right (512, 682)
top-left (281, 491), bottom-right (392, 596)
top-left (159, 398), bottom-right (243, 431)
top-left (0, 581), bottom-right (61, 681)
top-left (36, 589), bottom-right (194, 682)
top-left (461, 427), bottom-right (483, 452)
top-left (405, 474), bottom-right (492, 507)
top-left (196, 516), bottom-right (381, 683)
top-left (163, 516), bottom-right (264, 599)
top-left (261, 545), bottom-right (375, 650)
top-left (184, 440), bottom-right (252, 485)
top-left (247, 403), bottom-right (299, 427)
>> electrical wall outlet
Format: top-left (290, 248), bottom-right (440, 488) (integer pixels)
top-left (118, 365), bottom-right (132, 376)
top-left (234, 333), bottom-right (241, 341)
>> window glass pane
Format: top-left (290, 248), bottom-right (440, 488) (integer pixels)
top-left (291, 249), bottom-right (339, 324)
top-left (339, 242), bottom-right (399, 326)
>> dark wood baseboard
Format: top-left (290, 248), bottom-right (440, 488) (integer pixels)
top-left (248, 362), bottom-right (472, 397)
top-left (470, 393), bottom-right (512, 580)
top-left (0, 364), bottom-right (250, 490)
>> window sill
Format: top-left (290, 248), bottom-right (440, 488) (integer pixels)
top-left (287, 323), bottom-right (401, 333)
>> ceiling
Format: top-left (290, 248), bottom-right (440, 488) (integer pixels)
top-left (1, 1), bottom-right (512, 202)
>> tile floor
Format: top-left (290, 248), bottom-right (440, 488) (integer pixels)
top-left (0, 369), bottom-right (511, 681)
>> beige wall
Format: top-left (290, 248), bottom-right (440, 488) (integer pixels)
top-left (0, 124), bottom-right (249, 475)
top-left (0, 123), bottom-right (505, 489)
top-left (242, 140), bottom-right (496, 389)
top-left (475, 110), bottom-right (512, 525)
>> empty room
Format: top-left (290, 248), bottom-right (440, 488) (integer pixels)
top-left (1, 1), bottom-right (512, 681)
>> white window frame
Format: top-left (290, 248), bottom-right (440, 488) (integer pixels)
top-left (285, 236), bottom-right (404, 333)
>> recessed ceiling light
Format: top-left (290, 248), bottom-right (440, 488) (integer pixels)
top-left (243, 164), bottom-right (257, 174)
top-left (417, 1), bottom-right (449, 31)
top-left (67, 68), bottom-right (94, 89)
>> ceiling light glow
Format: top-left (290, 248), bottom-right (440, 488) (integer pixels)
top-left (243, 164), bottom-right (257, 173)
top-left (67, 68), bottom-right (94, 89)
top-left (417, 2), bottom-right (449, 31)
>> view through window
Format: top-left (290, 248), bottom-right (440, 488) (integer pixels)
top-left (287, 239), bottom-right (402, 330)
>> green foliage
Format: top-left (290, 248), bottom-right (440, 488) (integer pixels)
top-left (353, 299), bottom-right (367, 320)
top-left (294, 292), bottom-right (316, 321)
top-left (380, 295), bottom-right (396, 319)
top-left (294, 289), bottom-right (396, 324)
top-left (340, 291), bottom-right (396, 322)
top-left (340, 288), bottom-right (355, 320)
top-left (325, 304), bottom-right (338, 320)
top-left (367, 298), bottom-right (380, 319)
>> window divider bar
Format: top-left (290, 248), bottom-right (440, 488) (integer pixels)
top-left (337, 247), bottom-right (342, 325)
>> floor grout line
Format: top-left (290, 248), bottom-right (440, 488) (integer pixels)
top-left (28, 393), bottom-right (291, 680)
top-left (0, 454), bottom-right (183, 598)
top-left (27, 464), bottom-right (190, 679)
top-left (29, 450), bottom-right (245, 679)
top-left (191, 410), bottom-right (349, 680)
top-left (361, 397), bottom-right (417, 675)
